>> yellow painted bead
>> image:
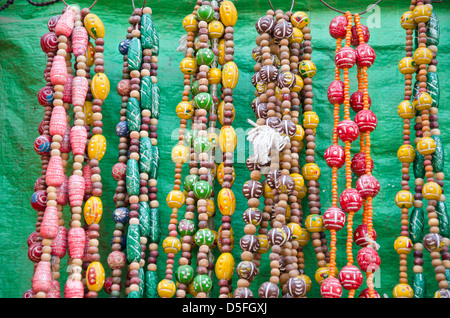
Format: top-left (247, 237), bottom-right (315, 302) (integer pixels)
top-left (394, 236), bottom-right (413, 255)
top-left (180, 57), bottom-right (197, 75)
top-left (422, 182), bottom-right (442, 200)
top-left (257, 234), bottom-right (270, 254)
top-left (263, 182), bottom-right (274, 199)
top-left (219, 0), bottom-right (238, 27)
top-left (83, 13), bottom-right (105, 39)
top-left (400, 11), bottom-right (416, 30)
top-left (91, 73), bottom-right (110, 101)
top-left (315, 266), bottom-right (331, 285)
top-left (182, 14), bottom-right (198, 32)
top-left (88, 134), bottom-right (106, 161)
top-left (302, 163), bottom-right (321, 181)
top-left (85, 42), bottom-right (95, 67)
top-left (292, 124), bottom-right (305, 141)
top-left (395, 191), bottom-right (414, 208)
top-left (256, 81), bottom-right (266, 94)
top-left (302, 111), bottom-right (319, 129)
top-left (298, 60), bottom-right (316, 78)
top-left (206, 199), bottom-right (215, 218)
top-left (171, 145), bottom-right (189, 164)
top-left (218, 100), bottom-right (235, 126)
top-left (217, 162), bottom-right (235, 186)
top-left (176, 101), bottom-right (194, 120)
top-left (289, 27), bottom-right (304, 44)
top-left (84, 196), bottom-right (103, 225)
top-left (207, 132), bottom-right (219, 150)
top-left (86, 261), bottom-right (105, 292)
top-left (398, 57), bottom-right (417, 74)
top-left (208, 21), bottom-right (224, 38)
top-left (393, 283), bottom-right (414, 298)
top-left (215, 252), bottom-right (235, 281)
top-left (412, 4), bottom-right (432, 23)
top-left (222, 61), bottom-right (239, 89)
top-left (414, 47), bottom-right (433, 65)
top-left (285, 205), bottom-right (291, 222)
top-left (397, 100), bottom-right (415, 119)
top-left (413, 92), bottom-right (432, 111)
top-left (397, 144), bottom-right (416, 163)
top-left (291, 74), bottom-right (304, 93)
top-left (219, 126), bottom-right (237, 153)
top-left (287, 222), bottom-right (302, 241)
top-left (290, 173), bottom-right (305, 192)
top-left (305, 214), bottom-right (324, 233)
top-left (82, 100), bottom-right (94, 126)
top-left (166, 190), bottom-right (185, 209)
top-left (218, 188), bottom-right (236, 216)
top-left (162, 236), bottom-right (181, 254)
top-left (297, 228), bottom-right (310, 246)
top-left (291, 11), bottom-right (309, 29)
top-left (207, 67), bottom-right (222, 85)
top-left (274, 86), bottom-right (283, 101)
top-left (417, 137), bottom-right (437, 155)
top-left (218, 39), bottom-right (225, 66)
top-left (298, 274), bottom-right (312, 293)
top-left (157, 279), bottom-right (176, 298)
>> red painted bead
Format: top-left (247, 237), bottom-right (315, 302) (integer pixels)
top-left (339, 265), bottom-right (363, 290)
top-left (64, 279), bottom-right (84, 298)
top-left (55, 9), bottom-right (75, 37)
top-left (351, 24), bottom-right (370, 47)
top-left (31, 190), bottom-right (47, 211)
top-left (38, 86), bottom-right (54, 107)
top-left (51, 226), bottom-right (67, 258)
top-left (356, 174), bottom-right (380, 198)
top-left (339, 188), bottom-right (363, 213)
top-left (49, 106), bottom-right (67, 136)
top-left (320, 277), bottom-right (343, 298)
top-left (355, 44), bottom-right (376, 68)
top-left (359, 288), bottom-right (380, 298)
top-left (32, 261), bottom-right (52, 293)
top-left (329, 15), bottom-right (347, 39)
top-left (41, 206), bottom-right (59, 239)
top-left (40, 32), bottom-right (58, 53)
top-left (112, 162), bottom-right (127, 181)
top-left (355, 109), bottom-right (377, 132)
top-left (337, 120), bottom-right (359, 142)
top-left (327, 80), bottom-right (345, 105)
top-left (350, 91), bottom-right (371, 113)
top-left (68, 227), bottom-right (86, 259)
top-left (72, 76), bottom-right (89, 107)
top-left (357, 247), bottom-right (381, 272)
top-left (34, 134), bottom-right (52, 155)
top-left (28, 242), bottom-right (43, 262)
top-left (323, 207), bottom-right (346, 231)
top-left (351, 152), bottom-right (373, 176)
top-left (27, 231), bottom-right (39, 247)
top-left (354, 224), bottom-right (378, 247)
top-left (62, 73), bottom-right (74, 104)
top-left (324, 145), bottom-right (345, 169)
top-left (47, 15), bottom-right (60, 32)
top-left (72, 26), bottom-right (88, 57)
top-left (70, 125), bottom-right (88, 156)
top-left (46, 156), bottom-right (65, 187)
top-left (50, 55), bottom-right (67, 86)
top-left (68, 175), bottom-right (85, 207)
top-left (335, 46), bottom-right (356, 69)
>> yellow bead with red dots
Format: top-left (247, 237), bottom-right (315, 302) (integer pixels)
top-left (302, 163), bottom-right (321, 181)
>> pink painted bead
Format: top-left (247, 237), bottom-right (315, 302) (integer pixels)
top-left (107, 251), bottom-right (126, 269)
top-left (355, 109), bottom-right (377, 132)
top-left (56, 175), bottom-right (69, 206)
top-left (350, 91), bottom-right (371, 113)
top-left (68, 175), bottom-right (85, 207)
top-left (327, 80), bottom-right (345, 105)
top-left (27, 231), bottom-right (39, 247)
top-left (339, 265), bottom-right (363, 290)
top-left (71, 76), bottom-right (89, 107)
top-left (40, 32), bottom-right (58, 54)
top-left (28, 242), bottom-right (43, 262)
top-left (356, 174), bottom-right (380, 198)
top-left (63, 73), bottom-right (74, 104)
top-left (351, 152), bottom-right (373, 176)
top-left (82, 230), bottom-right (90, 263)
top-left (354, 224), bottom-right (378, 247)
top-left (51, 226), bottom-right (67, 258)
top-left (68, 227), bottom-right (86, 259)
top-left (72, 26), bottom-right (88, 57)
top-left (335, 46), bottom-right (356, 69)
top-left (41, 206), bottom-right (59, 239)
top-left (46, 156), bottom-right (65, 187)
top-left (83, 165), bottom-right (93, 195)
top-left (31, 190), bottom-right (47, 211)
top-left (60, 124), bottom-right (72, 153)
top-left (112, 162), bottom-right (127, 181)
top-left (351, 24), bottom-right (370, 47)
top-left (324, 145), bottom-right (345, 169)
top-left (104, 277), bottom-right (113, 294)
top-left (359, 288), bottom-right (380, 298)
top-left (357, 247), bottom-right (381, 272)
top-left (320, 277), bottom-right (342, 298)
top-left (47, 15), bottom-right (60, 32)
top-left (339, 188), bottom-right (363, 213)
top-left (329, 15), bottom-right (347, 39)
top-left (38, 86), bottom-right (54, 107)
top-left (323, 207), bottom-right (346, 231)
top-left (64, 279), bottom-right (84, 298)
top-left (355, 44), bottom-right (376, 68)
top-left (55, 9), bottom-right (75, 37)
top-left (49, 105), bottom-right (67, 136)
top-left (34, 134), bottom-right (52, 155)
top-left (32, 261), bottom-right (52, 293)
top-left (70, 125), bottom-right (88, 156)
top-left (337, 120), bottom-right (359, 142)
top-left (50, 55), bottom-right (67, 86)
top-left (47, 280), bottom-right (61, 298)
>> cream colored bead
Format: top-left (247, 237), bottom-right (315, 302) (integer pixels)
top-left (140, 237), bottom-right (148, 245)
top-left (73, 162), bottom-right (83, 171)
top-left (129, 218), bottom-right (139, 225)
top-left (140, 131), bottom-right (149, 138)
top-left (47, 200), bottom-right (57, 207)
top-left (130, 152), bottom-right (139, 160)
top-left (41, 253), bottom-right (51, 262)
top-left (71, 220), bottom-right (82, 228)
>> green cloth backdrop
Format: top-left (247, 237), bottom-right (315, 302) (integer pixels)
top-left (0, 0), bottom-right (449, 298)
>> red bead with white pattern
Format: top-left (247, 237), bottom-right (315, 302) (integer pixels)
top-left (329, 15), bottom-right (348, 39)
top-left (357, 247), bottom-right (381, 272)
top-left (350, 90), bottom-right (371, 113)
top-left (354, 224), bottom-right (378, 247)
top-left (355, 44), bottom-right (376, 68)
top-left (320, 277), bottom-right (343, 298)
top-left (337, 120), bottom-right (359, 142)
top-left (339, 188), bottom-right (363, 213)
top-left (351, 152), bottom-right (373, 176)
top-left (356, 174), bottom-right (380, 198)
top-left (339, 265), bottom-right (363, 290)
top-left (324, 145), bottom-right (345, 169)
top-left (355, 109), bottom-right (377, 132)
top-left (359, 288), bottom-right (380, 298)
top-left (327, 80), bottom-right (345, 105)
top-left (351, 24), bottom-right (370, 47)
top-left (335, 46), bottom-right (356, 69)
top-left (323, 207), bottom-right (346, 231)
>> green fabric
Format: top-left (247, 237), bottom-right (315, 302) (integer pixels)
top-left (0, 0), bottom-right (449, 298)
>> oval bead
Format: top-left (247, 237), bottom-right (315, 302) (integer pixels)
top-left (219, 126), bottom-right (237, 153)
top-left (126, 159), bottom-right (140, 196)
top-left (83, 13), bottom-right (105, 39)
top-left (88, 134), bottom-right (107, 161)
top-left (222, 61), bottom-right (239, 89)
top-left (91, 73), bottom-right (110, 101)
top-left (215, 252), bottom-right (235, 281)
top-left (86, 261), bottom-right (105, 292)
top-left (83, 196), bottom-right (103, 225)
top-left (220, 1), bottom-right (237, 26)
top-left (126, 224), bottom-right (141, 263)
top-left (55, 9), bottom-right (75, 37)
top-left (218, 188), bottom-right (236, 216)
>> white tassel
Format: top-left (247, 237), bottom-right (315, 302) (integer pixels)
top-left (176, 34), bottom-right (188, 54)
top-left (247, 119), bottom-right (289, 166)
top-left (363, 232), bottom-right (380, 250)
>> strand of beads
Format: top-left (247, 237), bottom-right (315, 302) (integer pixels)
top-left (81, 7), bottom-right (108, 298)
top-left (106, 13), bottom-right (135, 298)
top-left (214, 0), bottom-right (238, 299)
